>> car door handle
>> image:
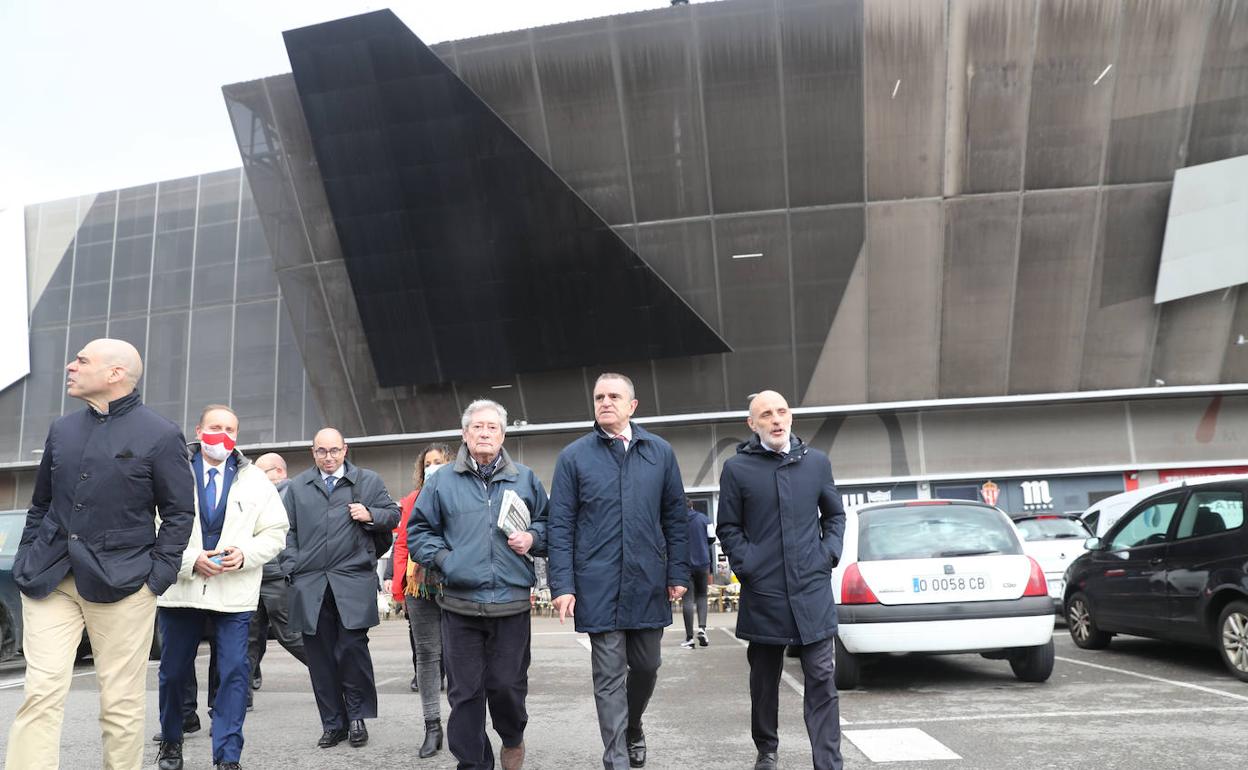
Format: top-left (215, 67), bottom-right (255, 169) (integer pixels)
top-left (1149, 557), bottom-right (1164, 566)
top-left (1105, 569), bottom-right (1126, 577)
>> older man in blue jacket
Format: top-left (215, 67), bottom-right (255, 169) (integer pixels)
top-left (411, 399), bottom-right (549, 770)
top-left (6, 338), bottom-right (196, 770)
top-left (717, 390), bottom-right (846, 770)
top-left (548, 373), bottom-right (689, 770)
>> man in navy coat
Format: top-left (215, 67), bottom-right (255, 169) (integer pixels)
top-left (717, 390), bottom-right (846, 770)
top-left (6, 338), bottom-right (196, 769)
top-left (548, 372), bottom-right (689, 770)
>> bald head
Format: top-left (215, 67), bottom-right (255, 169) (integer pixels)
top-left (312, 427), bottom-right (347, 474)
top-left (66, 338), bottom-right (144, 411)
top-left (747, 390), bottom-right (793, 453)
top-left (255, 453), bottom-right (288, 484)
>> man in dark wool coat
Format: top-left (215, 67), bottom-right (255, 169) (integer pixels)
top-left (716, 390), bottom-right (846, 770)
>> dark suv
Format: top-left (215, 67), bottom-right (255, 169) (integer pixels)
top-left (1063, 475), bottom-right (1248, 681)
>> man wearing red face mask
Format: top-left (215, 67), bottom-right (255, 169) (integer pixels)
top-left (154, 405), bottom-right (290, 770)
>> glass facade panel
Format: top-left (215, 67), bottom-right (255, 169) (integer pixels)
top-left (940, 196), bottom-right (1019, 396)
top-left (0, 381), bottom-right (24, 464)
top-left (1024, 0), bottom-right (1119, 190)
top-left (453, 32), bottom-right (552, 162)
top-left (863, 0), bottom-right (946, 201)
top-left (20, 328), bottom-right (67, 459)
top-left (235, 190), bottom-right (280, 302)
top-left (1008, 190), bottom-right (1098, 393)
top-left (151, 178), bottom-right (198, 312)
top-left (697, 2), bottom-right (786, 214)
top-left (791, 207), bottom-right (864, 400)
top-left (780, 0), bottom-right (864, 207)
top-left (185, 305), bottom-right (234, 434)
top-left (532, 23), bottom-right (633, 225)
top-left (616, 10), bottom-right (711, 222)
top-left (276, 308), bottom-right (309, 441)
top-left (232, 300), bottom-right (279, 443)
top-left (945, 0), bottom-right (1034, 195)
top-left (193, 171), bottom-right (241, 308)
top-left (143, 311), bottom-right (189, 428)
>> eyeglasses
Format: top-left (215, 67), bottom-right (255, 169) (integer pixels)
top-left (313, 447), bottom-right (344, 458)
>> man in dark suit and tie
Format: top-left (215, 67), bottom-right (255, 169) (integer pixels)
top-left (281, 427), bottom-right (400, 749)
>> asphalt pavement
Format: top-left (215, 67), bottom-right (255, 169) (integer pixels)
top-left (0, 612), bottom-right (1244, 768)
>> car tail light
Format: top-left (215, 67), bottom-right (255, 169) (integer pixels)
top-left (1022, 557), bottom-right (1048, 597)
top-left (841, 563), bottom-right (879, 604)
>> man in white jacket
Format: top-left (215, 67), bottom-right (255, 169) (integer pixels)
top-left (155, 405), bottom-right (289, 770)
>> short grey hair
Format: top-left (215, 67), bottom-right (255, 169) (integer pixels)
top-left (595, 372), bottom-right (636, 401)
top-left (461, 399), bottom-right (508, 431)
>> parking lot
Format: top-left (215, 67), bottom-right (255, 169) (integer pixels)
top-left (0, 613), bottom-right (1244, 768)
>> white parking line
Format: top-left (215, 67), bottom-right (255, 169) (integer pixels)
top-left (843, 728), bottom-right (961, 762)
top-left (845, 704), bottom-right (1248, 727)
top-left (1055, 656), bottom-right (1248, 704)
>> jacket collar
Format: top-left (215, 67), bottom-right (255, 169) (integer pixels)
top-left (88, 389), bottom-right (142, 418)
top-left (301, 459), bottom-right (360, 488)
top-left (452, 443), bottom-right (519, 480)
top-left (737, 433), bottom-right (808, 462)
top-left (592, 420), bottom-right (656, 445)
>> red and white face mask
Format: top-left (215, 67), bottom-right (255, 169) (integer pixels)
top-left (201, 431), bottom-right (236, 463)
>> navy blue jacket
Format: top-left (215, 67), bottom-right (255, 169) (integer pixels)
top-left (716, 435), bottom-right (845, 645)
top-left (410, 445), bottom-right (549, 614)
top-left (687, 507), bottom-right (712, 571)
top-left (548, 423), bottom-right (689, 634)
top-left (13, 390), bottom-right (196, 602)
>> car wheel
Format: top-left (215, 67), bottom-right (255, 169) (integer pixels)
top-left (834, 636), bottom-right (860, 690)
top-left (1067, 592), bottom-right (1112, 650)
top-left (1009, 639), bottom-right (1054, 683)
top-left (1216, 600), bottom-right (1248, 682)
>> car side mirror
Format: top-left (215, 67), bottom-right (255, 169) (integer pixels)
top-left (1084, 537), bottom-right (1103, 551)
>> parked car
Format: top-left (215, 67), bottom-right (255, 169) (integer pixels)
top-left (0, 509), bottom-right (25, 661)
top-left (832, 500), bottom-right (1056, 690)
top-left (1011, 513), bottom-right (1091, 611)
top-left (1080, 481), bottom-right (1186, 537)
top-left (1064, 475), bottom-right (1248, 682)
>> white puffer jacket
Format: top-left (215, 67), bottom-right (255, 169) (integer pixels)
top-left (157, 452), bottom-right (289, 613)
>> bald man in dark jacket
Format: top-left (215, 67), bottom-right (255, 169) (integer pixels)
top-left (717, 390), bottom-right (845, 770)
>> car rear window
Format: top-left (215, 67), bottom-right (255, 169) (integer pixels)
top-left (857, 504), bottom-right (1023, 561)
top-left (1014, 516), bottom-right (1089, 541)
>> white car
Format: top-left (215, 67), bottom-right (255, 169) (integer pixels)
top-left (832, 500), bottom-right (1056, 689)
top-left (1010, 513), bottom-right (1091, 611)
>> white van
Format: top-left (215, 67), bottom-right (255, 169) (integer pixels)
top-left (1081, 475), bottom-right (1248, 537)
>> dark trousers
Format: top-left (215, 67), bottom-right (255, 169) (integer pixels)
top-left (589, 629), bottom-right (662, 770)
top-left (302, 587), bottom-right (378, 731)
top-left (682, 569), bottom-right (710, 638)
top-left (247, 577), bottom-right (307, 679)
top-left (158, 609), bottom-right (252, 764)
top-left (441, 609), bottom-right (531, 770)
top-left (747, 637), bottom-right (842, 770)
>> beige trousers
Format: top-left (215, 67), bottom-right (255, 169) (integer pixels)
top-left (5, 576), bottom-right (156, 770)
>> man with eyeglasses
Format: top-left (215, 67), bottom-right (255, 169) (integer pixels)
top-left (280, 428), bottom-right (400, 750)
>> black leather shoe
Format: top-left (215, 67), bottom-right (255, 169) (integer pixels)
top-left (317, 728), bottom-right (348, 748)
top-left (626, 728), bottom-right (646, 768)
top-left (216, 763), bottom-right (242, 770)
top-left (251, 668), bottom-right (262, 690)
top-left (419, 718), bottom-right (443, 758)
top-left (410, 674), bottom-right (419, 692)
top-left (156, 741), bottom-right (183, 770)
top-left (754, 751), bottom-right (778, 770)
top-left (348, 719), bottom-right (369, 747)
top-left (152, 714), bottom-right (200, 743)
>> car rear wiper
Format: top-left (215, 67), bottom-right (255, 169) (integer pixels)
top-left (937, 548), bottom-right (1000, 557)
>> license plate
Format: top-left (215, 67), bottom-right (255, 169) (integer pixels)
top-left (912, 574), bottom-right (990, 593)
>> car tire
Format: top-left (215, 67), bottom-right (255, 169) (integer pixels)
top-left (1009, 639), bottom-right (1054, 683)
top-left (1067, 592), bottom-right (1112, 650)
top-left (1215, 600), bottom-right (1248, 682)
top-left (834, 636), bottom-right (860, 691)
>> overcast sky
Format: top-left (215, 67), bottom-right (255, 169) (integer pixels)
top-left (0, 0), bottom-right (703, 208)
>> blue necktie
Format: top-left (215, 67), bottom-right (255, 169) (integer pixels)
top-left (206, 468), bottom-right (219, 513)
top-left (325, 475), bottom-right (336, 495)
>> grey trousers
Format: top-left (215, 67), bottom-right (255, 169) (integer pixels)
top-left (589, 629), bottom-right (663, 770)
top-left (404, 595), bottom-right (443, 721)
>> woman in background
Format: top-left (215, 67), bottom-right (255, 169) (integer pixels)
top-left (390, 442), bottom-right (453, 758)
